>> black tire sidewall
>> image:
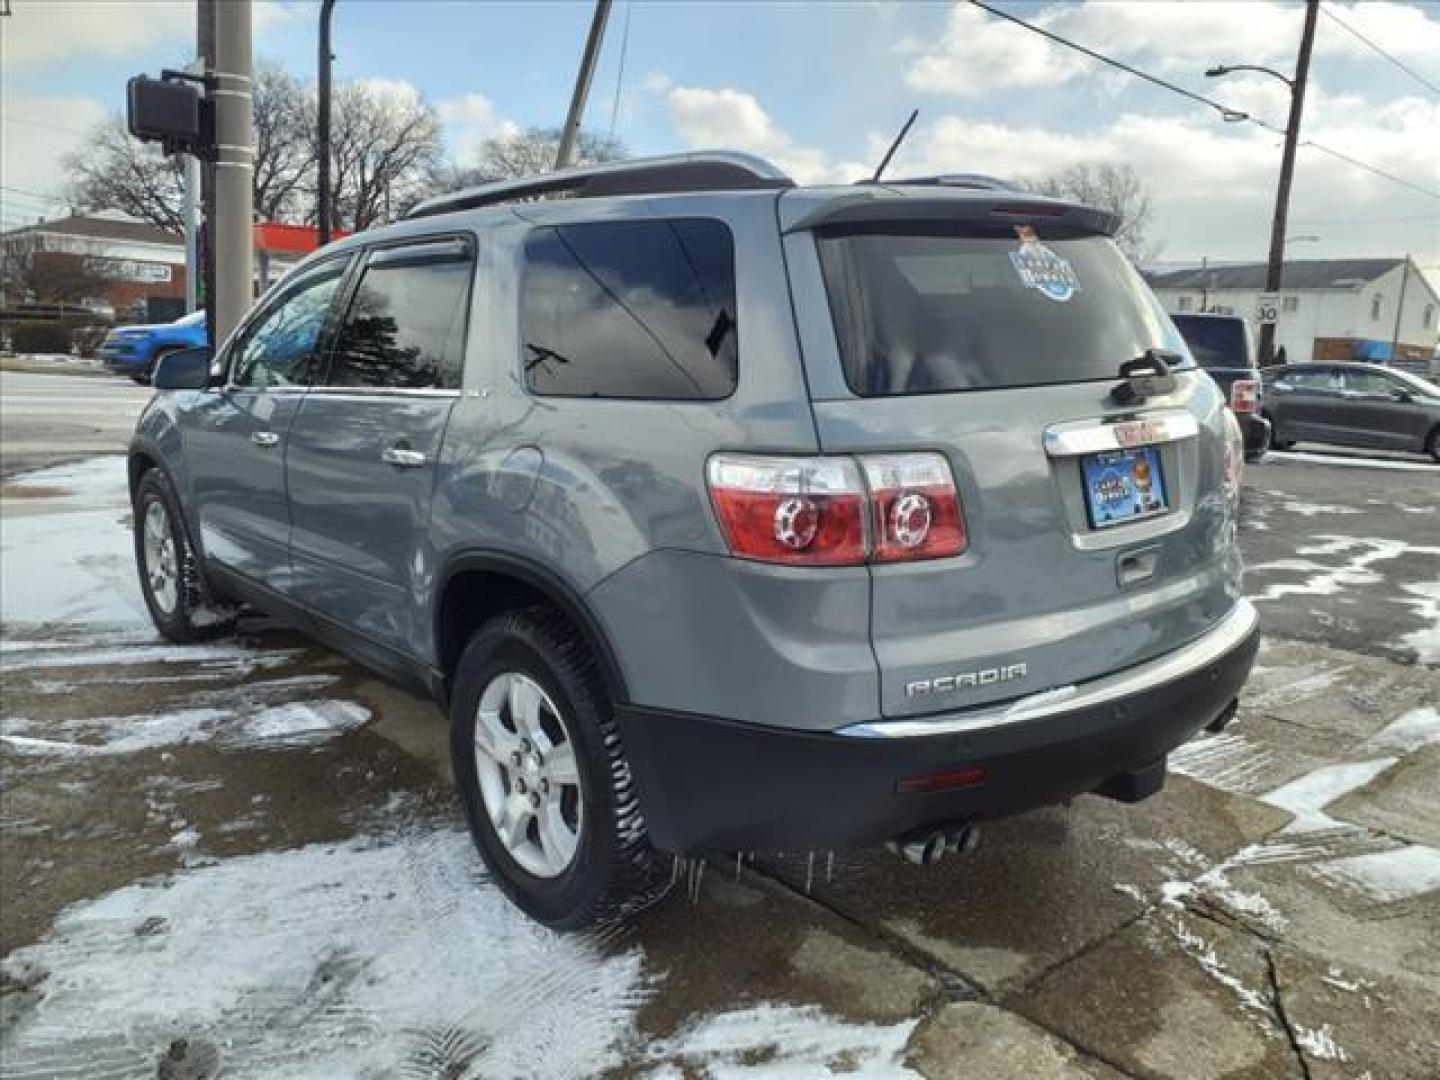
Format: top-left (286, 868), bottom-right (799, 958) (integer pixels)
top-left (133, 469), bottom-right (213, 643)
top-left (449, 614), bottom-right (627, 928)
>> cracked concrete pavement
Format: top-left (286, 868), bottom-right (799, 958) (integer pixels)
top-left (1, 372), bottom-right (1437, 1077)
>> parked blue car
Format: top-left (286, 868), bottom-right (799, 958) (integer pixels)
top-left (99, 310), bottom-right (208, 383)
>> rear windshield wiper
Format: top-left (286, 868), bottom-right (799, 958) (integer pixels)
top-left (1111, 348), bottom-right (1180, 406)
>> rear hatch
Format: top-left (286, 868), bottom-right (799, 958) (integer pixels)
top-left (783, 189), bottom-right (1243, 719)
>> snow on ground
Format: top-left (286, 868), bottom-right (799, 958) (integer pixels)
top-left (1, 457), bottom-right (148, 634)
top-left (1260, 759), bottom-right (1397, 833)
top-left (1395, 581), bottom-right (1440, 665)
top-left (1251, 536), bottom-right (1440, 604)
top-left (1363, 706), bottom-right (1440, 755)
top-left (1, 699), bottom-right (370, 756)
top-left (1307, 846), bottom-right (1440, 906)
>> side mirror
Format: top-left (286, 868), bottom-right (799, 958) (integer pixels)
top-left (152, 347), bottom-right (213, 390)
top-left (1392, 388), bottom-right (1414, 403)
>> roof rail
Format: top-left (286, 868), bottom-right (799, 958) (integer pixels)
top-left (406, 151), bottom-right (793, 220)
top-left (878, 172), bottom-right (1025, 192)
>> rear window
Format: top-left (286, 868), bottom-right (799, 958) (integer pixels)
top-left (816, 230), bottom-right (1188, 396)
top-left (520, 218), bottom-right (737, 400)
top-left (1170, 314), bottom-right (1255, 370)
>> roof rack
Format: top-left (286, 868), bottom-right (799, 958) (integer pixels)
top-left (878, 173), bottom-right (1024, 192)
top-left (405, 151), bottom-right (794, 220)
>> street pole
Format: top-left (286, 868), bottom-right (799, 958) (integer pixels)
top-left (1389, 256), bottom-right (1411, 363)
top-left (317, 0), bottom-right (337, 245)
top-left (199, 0), bottom-right (216, 346)
top-left (555, 0), bottom-right (611, 170)
top-left (213, 0), bottom-right (254, 345)
top-left (182, 154), bottom-right (200, 314)
top-left (1258, 0), bottom-right (1318, 367)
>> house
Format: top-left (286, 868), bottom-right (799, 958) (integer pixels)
top-left (1148, 257), bottom-right (1439, 364)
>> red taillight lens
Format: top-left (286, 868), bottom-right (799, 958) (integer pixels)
top-left (861, 453), bottom-right (967, 562)
top-left (1230, 379), bottom-right (1259, 414)
top-left (707, 455), bottom-right (867, 566)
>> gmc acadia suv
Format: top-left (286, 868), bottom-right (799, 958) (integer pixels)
top-left (129, 152), bottom-right (1260, 928)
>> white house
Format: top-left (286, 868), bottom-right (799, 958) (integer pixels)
top-left (1148, 257), bottom-right (1439, 365)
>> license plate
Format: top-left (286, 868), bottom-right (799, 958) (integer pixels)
top-left (1081, 446), bottom-right (1168, 529)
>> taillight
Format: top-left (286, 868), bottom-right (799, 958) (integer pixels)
top-left (1230, 379), bottom-right (1259, 414)
top-left (707, 454), bottom-right (867, 566)
top-left (707, 452), bottom-right (966, 566)
top-left (860, 453), bottom-right (966, 562)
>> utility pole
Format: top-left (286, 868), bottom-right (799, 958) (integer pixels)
top-left (199, 0), bottom-right (216, 345)
top-left (183, 154), bottom-right (200, 314)
top-left (212, 0), bottom-right (254, 344)
top-left (317, 0), bottom-right (337, 245)
top-left (1206, 0), bottom-right (1318, 366)
top-left (1390, 255), bottom-right (1411, 363)
top-left (555, 0), bottom-right (611, 170)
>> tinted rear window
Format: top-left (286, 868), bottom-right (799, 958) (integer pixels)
top-left (816, 230), bottom-right (1187, 396)
top-left (1170, 314), bottom-right (1254, 370)
top-left (521, 218), bottom-right (737, 400)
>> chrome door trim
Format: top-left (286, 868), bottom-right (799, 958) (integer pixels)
top-left (837, 598), bottom-right (1258, 739)
top-left (303, 386), bottom-right (462, 400)
top-left (1043, 410), bottom-right (1200, 457)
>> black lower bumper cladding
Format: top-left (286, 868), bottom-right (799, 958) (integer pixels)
top-left (617, 623), bottom-right (1260, 855)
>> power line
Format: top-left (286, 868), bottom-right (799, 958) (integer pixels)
top-left (1319, 3), bottom-right (1440, 97)
top-left (967, 0), bottom-right (1440, 201)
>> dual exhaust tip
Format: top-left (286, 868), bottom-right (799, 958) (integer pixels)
top-left (889, 822), bottom-right (980, 866)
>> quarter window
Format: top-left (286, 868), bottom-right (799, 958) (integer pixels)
top-left (328, 243), bottom-right (474, 390)
top-left (1343, 371), bottom-right (1398, 398)
top-left (231, 259), bottom-right (348, 388)
top-left (520, 218), bottom-right (738, 400)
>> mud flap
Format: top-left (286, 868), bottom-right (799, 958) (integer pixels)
top-left (1095, 756), bottom-right (1167, 804)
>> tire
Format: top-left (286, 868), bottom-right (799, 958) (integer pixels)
top-left (450, 607), bottom-right (667, 929)
top-left (1266, 415), bottom-right (1294, 451)
top-left (1427, 427), bottom-right (1440, 464)
top-left (133, 468), bottom-right (235, 643)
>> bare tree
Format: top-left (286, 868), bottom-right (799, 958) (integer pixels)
top-left (322, 81), bottom-right (444, 231)
top-left (251, 62), bottom-right (314, 223)
top-left (1032, 163), bottom-right (1161, 267)
top-left (440, 126), bottom-right (626, 189)
top-left (62, 116), bottom-right (186, 233)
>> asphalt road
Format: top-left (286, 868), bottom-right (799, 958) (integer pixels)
top-left (0, 369), bottom-right (153, 478)
top-left (2, 370), bottom-right (1437, 1078)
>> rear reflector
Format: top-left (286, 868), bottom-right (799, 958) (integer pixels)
top-left (1230, 379), bottom-right (1259, 414)
top-left (897, 766), bottom-right (988, 794)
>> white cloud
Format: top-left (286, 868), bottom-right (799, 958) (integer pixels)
top-left (905, 1), bottom-right (1440, 96)
top-left (0, 1), bottom-right (191, 70)
top-left (436, 93), bottom-right (520, 164)
top-left (660, 84), bottom-right (868, 184)
top-left (1, 96), bottom-right (108, 221)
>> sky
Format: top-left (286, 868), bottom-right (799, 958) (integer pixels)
top-left (2, 0), bottom-right (1438, 272)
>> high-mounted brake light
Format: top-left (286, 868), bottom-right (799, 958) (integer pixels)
top-left (707, 452), bottom-right (966, 566)
top-left (1230, 379), bottom-right (1259, 414)
top-left (860, 453), bottom-right (967, 562)
top-left (707, 454), bottom-right (867, 566)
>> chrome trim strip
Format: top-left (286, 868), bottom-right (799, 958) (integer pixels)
top-left (302, 387), bottom-right (462, 399)
top-left (1044, 410), bottom-right (1199, 457)
top-left (837, 598), bottom-right (1258, 739)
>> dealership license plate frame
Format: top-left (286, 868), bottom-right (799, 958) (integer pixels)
top-left (1081, 445), bottom-right (1170, 529)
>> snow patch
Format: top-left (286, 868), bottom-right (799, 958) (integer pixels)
top-left (1268, 450), bottom-right (1440, 473)
top-left (1260, 758), bottom-right (1396, 832)
top-left (1277, 500), bottom-right (1363, 517)
top-left (1296, 1023), bottom-right (1349, 1062)
top-left (1363, 706), bottom-right (1440, 754)
top-left (1308, 845), bottom-right (1440, 906)
top-left (232, 700), bottom-right (370, 747)
top-left (1, 831), bottom-right (652, 1079)
top-left (1251, 536), bottom-right (1439, 604)
top-left (1394, 581), bottom-right (1440, 665)
top-left (641, 1004), bottom-right (919, 1078)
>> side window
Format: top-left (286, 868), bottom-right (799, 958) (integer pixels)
top-left (327, 243), bottom-right (474, 390)
top-left (1285, 368), bottom-right (1335, 391)
top-left (231, 259), bottom-right (348, 388)
top-left (1343, 371), bottom-right (1397, 398)
top-left (520, 218), bottom-right (738, 400)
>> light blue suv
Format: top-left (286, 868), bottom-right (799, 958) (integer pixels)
top-left (129, 153), bottom-right (1259, 927)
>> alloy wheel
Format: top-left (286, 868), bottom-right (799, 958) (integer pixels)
top-left (142, 500), bottom-right (179, 614)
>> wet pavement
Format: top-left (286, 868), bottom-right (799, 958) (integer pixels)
top-left (0, 382), bottom-right (1436, 1078)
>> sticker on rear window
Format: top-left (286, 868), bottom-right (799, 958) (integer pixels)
top-left (1009, 225), bottom-right (1080, 303)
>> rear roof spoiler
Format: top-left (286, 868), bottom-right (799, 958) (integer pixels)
top-left (783, 193), bottom-right (1120, 237)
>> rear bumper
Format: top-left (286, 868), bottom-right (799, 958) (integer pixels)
top-left (617, 599), bottom-right (1260, 854)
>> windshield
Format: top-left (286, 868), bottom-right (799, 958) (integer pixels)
top-left (816, 230), bottom-right (1188, 396)
top-left (1388, 367), bottom-right (1440, 397)
top-left (1169, 314), bottom-right (1254, 370)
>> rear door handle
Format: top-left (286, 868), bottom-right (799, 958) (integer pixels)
top-left (382, 445), bottom-right (428, 468)
top-left (251, 431), bottom-right (280, 447)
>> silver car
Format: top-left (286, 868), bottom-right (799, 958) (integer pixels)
top-left (129, 152), bottom-right (1259, 927)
